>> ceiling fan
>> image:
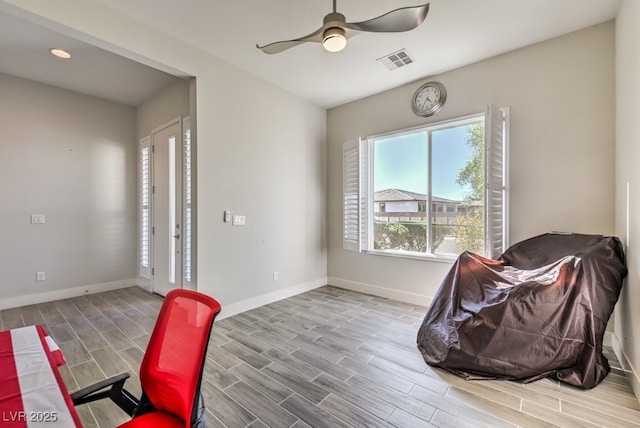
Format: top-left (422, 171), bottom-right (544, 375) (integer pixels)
top-left (256, 1), bottom-right (430, 54)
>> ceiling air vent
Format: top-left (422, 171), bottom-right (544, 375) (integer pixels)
top-left (377, 49), bottom-right (414, 70)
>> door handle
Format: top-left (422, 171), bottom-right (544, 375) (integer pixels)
top-left (173, 233), bottom-right (180, 239)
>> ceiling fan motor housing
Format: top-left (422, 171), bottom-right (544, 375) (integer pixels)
top-left (323, 11), bottom-right (346, 26)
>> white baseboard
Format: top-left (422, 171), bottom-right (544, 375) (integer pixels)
top-left (217, 277), bottom-right (327, 320)
top-left (0, 279), bottom-right (139, 310)
top-left (612, 333), bottom-right (640, 403)
top-left (136, 278), bottom-right (152, 293)
top-left (327, 277), bottom-right (433, 308)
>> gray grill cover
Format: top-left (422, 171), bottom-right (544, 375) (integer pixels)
top-left (417, 233), bottom-right (627, 388)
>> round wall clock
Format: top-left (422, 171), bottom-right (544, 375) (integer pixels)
top-left (411, 81), bottom-right (447, 117)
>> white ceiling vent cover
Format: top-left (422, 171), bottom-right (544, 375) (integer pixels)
top-left (377, 49), bottom-right (414, 70)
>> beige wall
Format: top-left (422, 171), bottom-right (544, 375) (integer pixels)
top-left (0, 0), bottom-right (328, 317)
top-left (137, 78), bottom-right (190, 140)
top-left (327, 22), bottom-right (615, 305)
top-left (0, 73), bottom-right (137, 307)
top-left (615, 0), bottom-right (640, 398)
top-left (197, 70), bottom-right (327, 314)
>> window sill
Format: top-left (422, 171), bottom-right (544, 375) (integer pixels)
top-left (364, 249), bottom-right (457, 264)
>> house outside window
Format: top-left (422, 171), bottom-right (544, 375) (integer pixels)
top-left (343, 106), bottom-right (508, 259)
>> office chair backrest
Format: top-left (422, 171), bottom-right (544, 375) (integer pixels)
top-left (139, 289), bottom-right (221, 426)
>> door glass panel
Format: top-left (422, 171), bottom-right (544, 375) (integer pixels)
top-left (168, 135), bottom-right (176, 285)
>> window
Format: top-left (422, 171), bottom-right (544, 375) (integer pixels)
top-left (343, 106), bottom-right (508, 259)
top-left (139, 136), bottom-right (151, 279)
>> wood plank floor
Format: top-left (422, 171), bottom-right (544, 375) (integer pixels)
top-left (1, 286), bottom-right (638, 427)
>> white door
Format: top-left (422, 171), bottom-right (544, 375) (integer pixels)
top-left (152, 120), bottom-right (182, 296)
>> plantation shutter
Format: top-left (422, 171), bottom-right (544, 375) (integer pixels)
top-left (139, 136), bottom-right (151, 279)
top-left (484, 105), bottom-right (508, 259)
top-left (343, 138), bottom-right (370, 252)
top-left (182, 117), bottom-right (192, 284)
top-left (343, 141), bottom-right (360, 251)
top-left (359, 138), bottom-right (370, 251)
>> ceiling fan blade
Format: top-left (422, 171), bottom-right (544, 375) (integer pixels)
top-left (257, 27), bottom-right (324, 54)
top-left (345, 3), bottom-right (429, 33)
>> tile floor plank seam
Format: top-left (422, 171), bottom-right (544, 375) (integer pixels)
top-left (3, 285), bottom-right (639, 427)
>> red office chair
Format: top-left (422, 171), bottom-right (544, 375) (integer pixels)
top-left (72, 289), bottom-right (221, 428)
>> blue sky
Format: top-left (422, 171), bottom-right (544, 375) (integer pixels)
top-left (373, 125), bottom-right (477, 201)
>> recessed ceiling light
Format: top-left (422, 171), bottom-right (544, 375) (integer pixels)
top-left (50, 48), bottom-right (71, 59)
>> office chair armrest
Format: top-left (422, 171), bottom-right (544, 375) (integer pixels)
top-left (71, 372), bottom-right (139, 416)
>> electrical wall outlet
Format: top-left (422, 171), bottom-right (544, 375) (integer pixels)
top-left (273, 271), bottom-right (279, 281)
top-left (224, 210), bottom-right (231, 222)
top-left (36, 271), bottom-right (46, 282)
top-left (232, 215), bottom-right (245, 226)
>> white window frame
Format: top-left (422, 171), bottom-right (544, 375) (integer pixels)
top-left (343, 105), bottom-right (509, 260)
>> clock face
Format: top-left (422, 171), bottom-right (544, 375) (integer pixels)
top-left (412, 82), bottom-right (446, 117)
top-left (415, 86), bottom-right (441, 111)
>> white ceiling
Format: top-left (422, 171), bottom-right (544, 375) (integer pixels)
top-left (0, 11), bottom-right (177, 106)
top-left (0, 0), bottom-right (621, 108)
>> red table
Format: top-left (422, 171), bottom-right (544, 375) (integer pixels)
top-left (0, 325), bottom-right (82, 427)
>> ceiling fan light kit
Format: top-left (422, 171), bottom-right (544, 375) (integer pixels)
top-left (323, 26), bottom-right (347, 52)
top-left (257, 1), bottom-right (430, 54)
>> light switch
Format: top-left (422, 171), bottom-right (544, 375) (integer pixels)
top-left (224, 210), bottom-right (231, 223)
top-left (31, 214), bottom-right (45, 224)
